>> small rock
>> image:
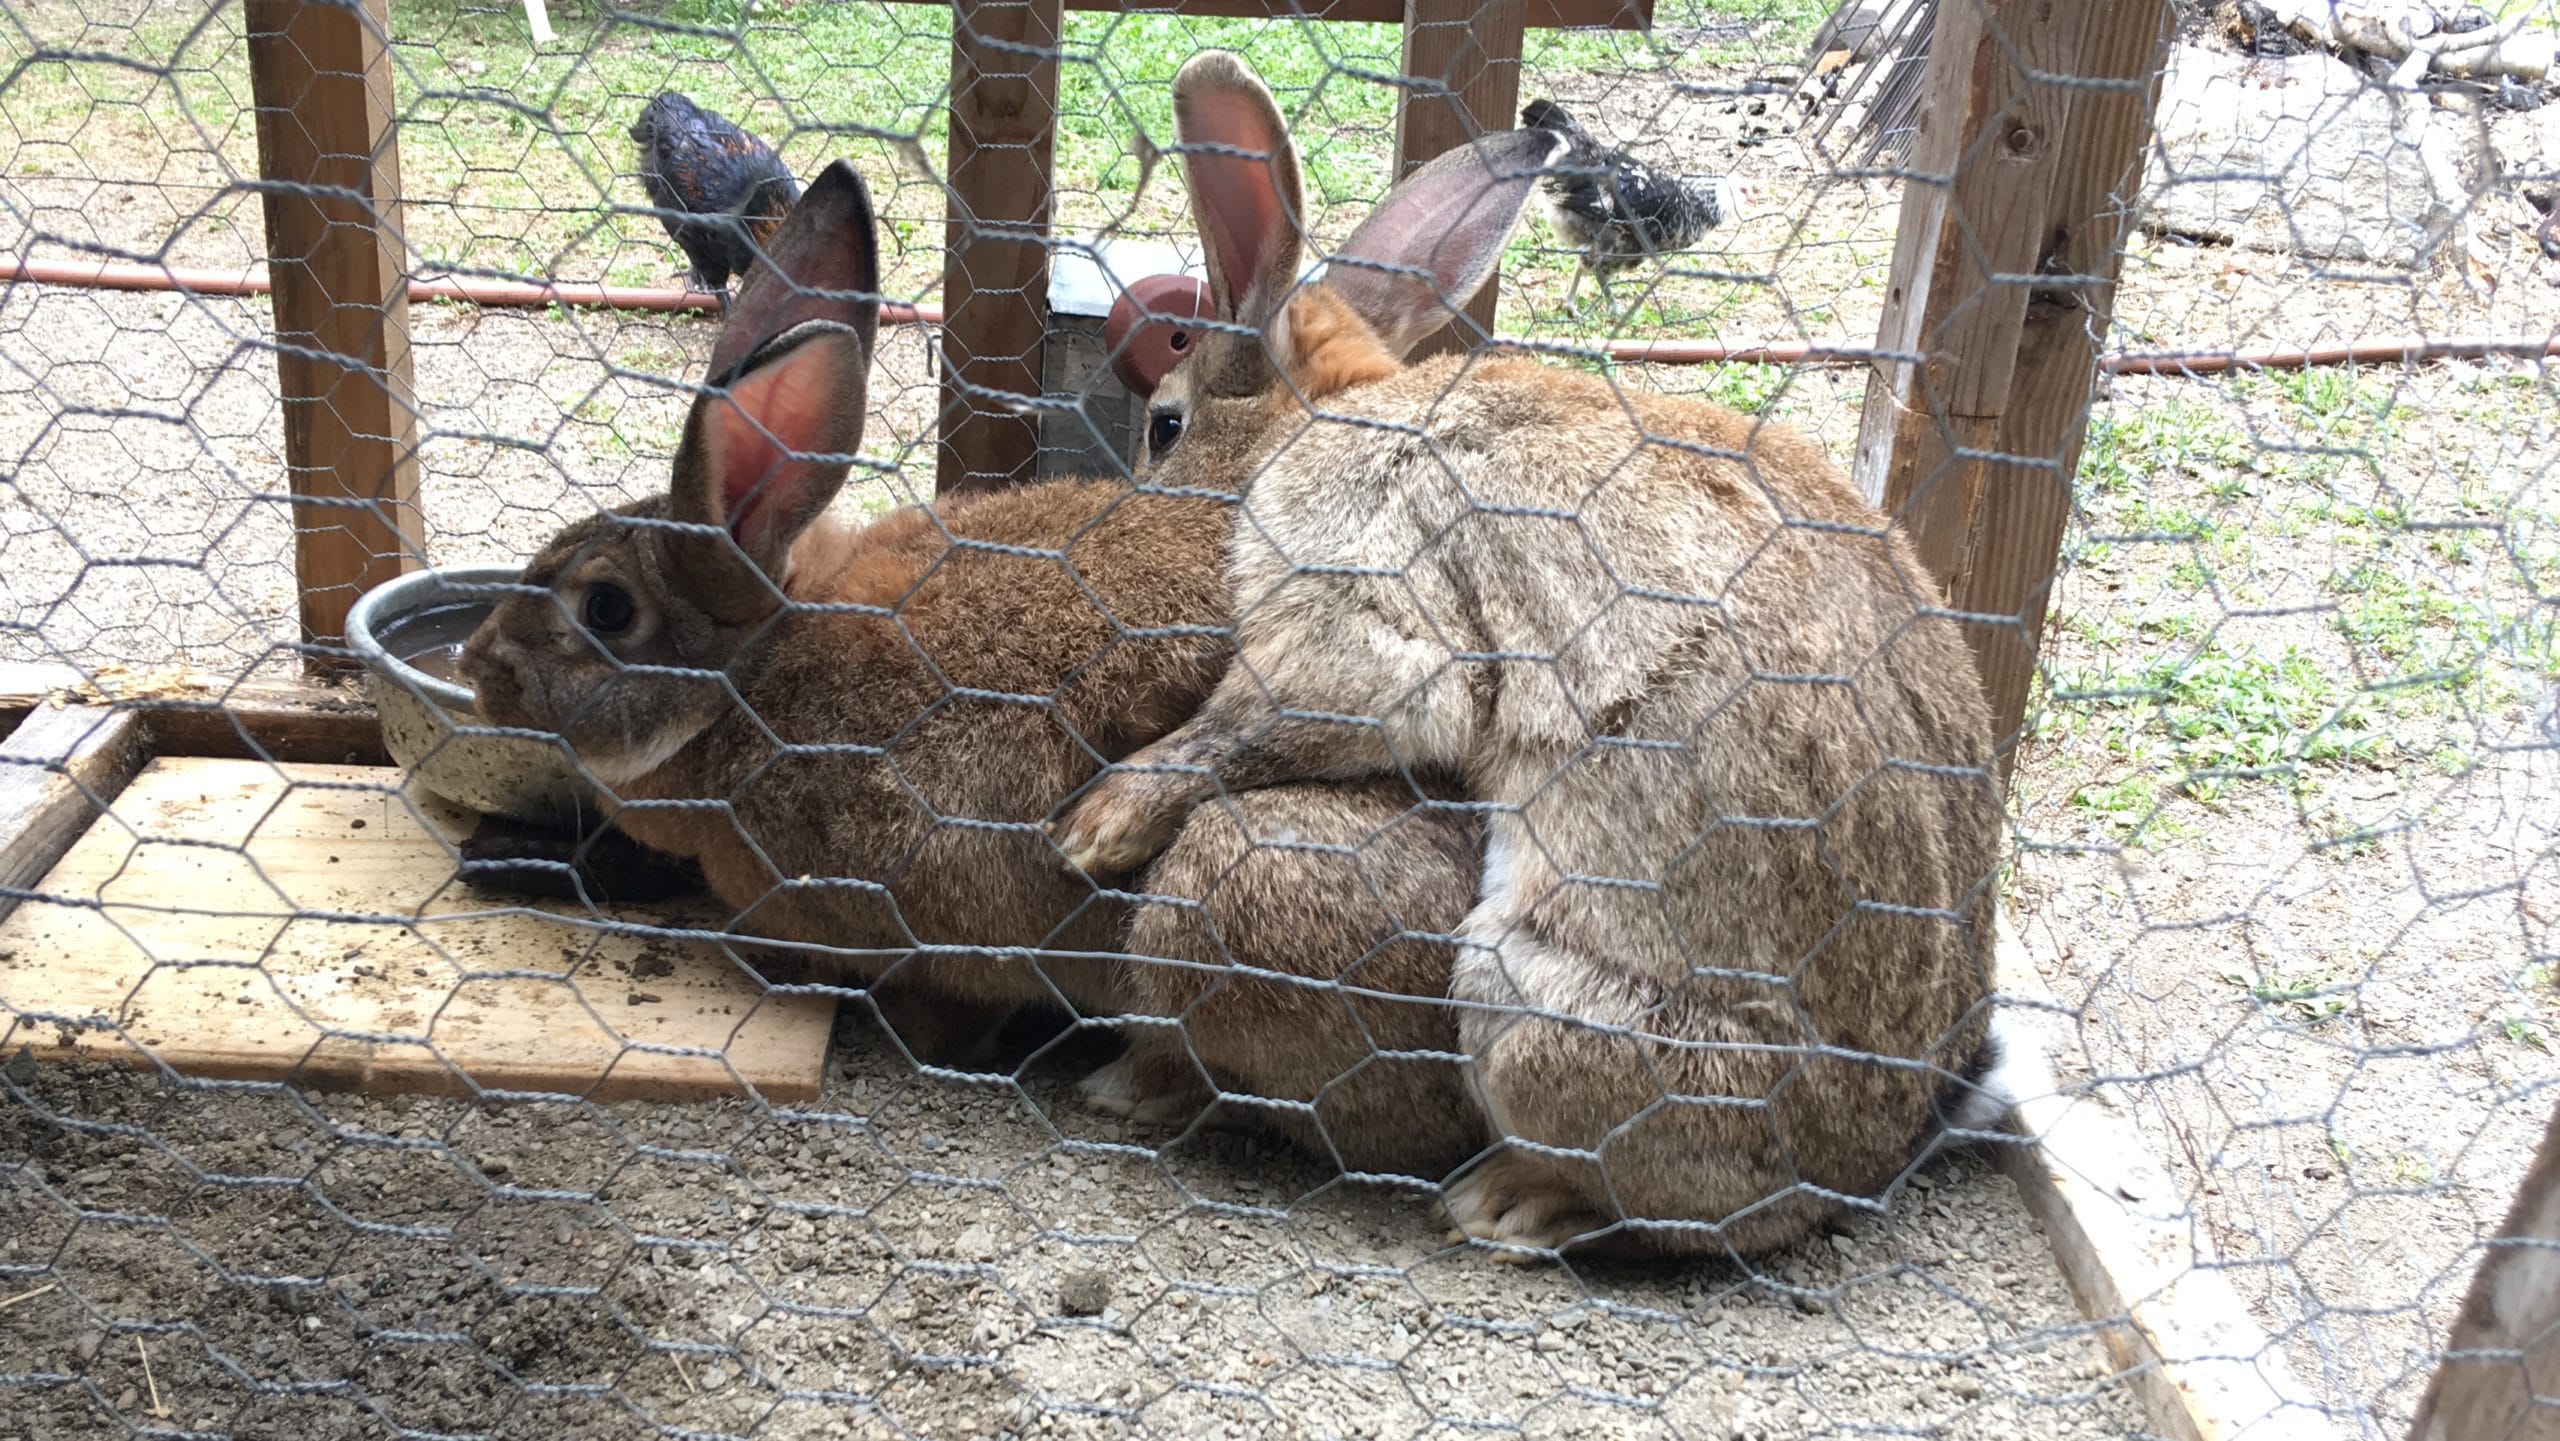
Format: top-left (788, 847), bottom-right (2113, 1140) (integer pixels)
top-left (478, 1155), bottom-right (512, 1180)
top-left (1951, 1374), bottom-right (1986, 1400)
top-left (952, 1224), bottom-right (996, 1262)
top-left (114, 1387), bottom-right (139, 1413)
top-left (1057, 1269), bottom-right (1112, 1317)
top-left (73, 1331), bottom-right (102, 1365)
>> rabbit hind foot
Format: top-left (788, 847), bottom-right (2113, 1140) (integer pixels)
top-left (1437, 1150), bottom-right (1613, 1263)
top-left (1077, 1043), bottom-right (1213, 1127)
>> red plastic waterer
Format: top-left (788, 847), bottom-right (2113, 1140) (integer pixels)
top-left (1102, 273), bottom-right (1213, 399)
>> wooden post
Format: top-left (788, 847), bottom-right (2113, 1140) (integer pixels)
top-left (1850, 0), bottom-right (2171, 775)
top-left (2408, 1100), bottom-right (2560, 1441)
top-left (937, 0), bottom-right (1062, 497)
top-left (246, 0), bottom-right (424, 663)
top-left (1394, 0), bottom-right (1530, 360)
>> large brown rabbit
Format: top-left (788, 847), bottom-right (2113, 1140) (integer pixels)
top-left (455, 159), bottom-right (1491, 1176)
top-left (1052, 52), bottom-right (2013, 1259)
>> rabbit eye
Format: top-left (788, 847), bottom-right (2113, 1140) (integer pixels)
top-left (581, 583), bottom-right (637, 637)
top-left (1146, 408), bottom-right (1184, 457)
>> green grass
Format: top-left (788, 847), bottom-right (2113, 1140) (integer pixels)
top-left (2041, 641), bottom-right (2387, 805)
top-left (2076, 399), bottom-right (2261, 498)
top-left (14, 0), bottom-right (1817, 289)
top-left (2233, 366), bottom-right (2402, 487)
top-left (2220, 966), bottom-right (2347, 1024)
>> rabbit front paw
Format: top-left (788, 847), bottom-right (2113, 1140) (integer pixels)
top-left (1048, 770), bottom-right (1200, 876)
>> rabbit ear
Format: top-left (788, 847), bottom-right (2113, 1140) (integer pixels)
top-left (1321, 129), bottom-right (1561, 359)
top-left (668, 321), bottom-right (868, 620)
top-left (705, 159), bottom-right (882, 391)
top-left (1173, 51), bottom-right (1304, 333)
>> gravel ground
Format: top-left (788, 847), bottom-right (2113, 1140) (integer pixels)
top-left (1, 1025), bottom-right (2146, 1440)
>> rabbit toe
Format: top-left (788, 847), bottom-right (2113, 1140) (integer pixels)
top-left (1078, 1059), bottom-right (1142, 1117)
top-left (1440, 1156), bottom-right (1605, 1259)
top-left (1051, 777), bottom-right (1188, 876)
top-left (1078, 1048), bottom-right (1211, 1126)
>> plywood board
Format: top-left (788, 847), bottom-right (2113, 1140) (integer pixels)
top-left (0, 758), bottom-right (833, 1102)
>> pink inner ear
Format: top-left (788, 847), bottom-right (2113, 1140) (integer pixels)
top-left (712, 338), bottom-right (849, 548)
top-left (1179, 93), bottom-right (1289, 316)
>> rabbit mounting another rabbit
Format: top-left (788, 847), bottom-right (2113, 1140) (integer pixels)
top-left (1051, 52), bottom-right (2011, 1259)
top-left (456, 158), bottom-right (1492, 1177)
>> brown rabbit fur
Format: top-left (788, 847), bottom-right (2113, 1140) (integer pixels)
top-left (456, 160), bottom-right (1491, 1177)
top-left (1053, 52), bottom-right (2006, 1259)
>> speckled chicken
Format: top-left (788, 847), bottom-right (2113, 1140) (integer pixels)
top-left (629, 91), bottom-right (802, 296)
top-left (1522, 98), bottom-right (1744, 314)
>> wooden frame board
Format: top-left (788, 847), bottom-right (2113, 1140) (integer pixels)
top-left (0, 661), bottom-right (386, 767)
top-left (0, 744), bottom-right (832, 1104)
top-left (1992, 919), bottom-right (2344, 1441)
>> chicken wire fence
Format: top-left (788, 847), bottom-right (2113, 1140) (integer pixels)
top-left (0, 0), bottom-right (2556, 1438)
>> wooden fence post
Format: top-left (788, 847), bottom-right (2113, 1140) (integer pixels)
top-left (1850, 0), bottom-right (2172, 776)
top-left (2407, 1099), bottom-right (2560, 1441)
top-left (937, 0), bottom-right (1062, 498)
top-left (246, 0), bottom-right (424, 663)
top-left (1395, 0), bottom-right (1529, 360)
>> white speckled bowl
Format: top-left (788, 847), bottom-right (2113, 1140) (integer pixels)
top-left (344, 566), bottom-right (598, 828)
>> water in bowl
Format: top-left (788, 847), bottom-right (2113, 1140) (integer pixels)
top-left (377, 601), bottom-right (490, 689)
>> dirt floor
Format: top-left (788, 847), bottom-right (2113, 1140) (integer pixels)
top-left (0, 1016), bottom-right (2153, 1441)
top-left (5, 1), bottom-right (2560, 1436)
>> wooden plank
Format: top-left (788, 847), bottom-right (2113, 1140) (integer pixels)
top-left (2407, 1099), bottom-right (2560, 1441)
top-left (1978, 0), bottom-right (2176, 776)
top-left (246, 0), bottom-right (425, 660)
top-left (0, 708), bottom-right (150, 928)
top-left (874, 0), bottom-right (1647, 25)
top-left (1990, 920), bottom-right (2345, 1441)
top-left (1849, 0), bottom-right (2171, 777)
top-left (0, 759), bottom-right (832, 1103)
top-left (0, 661), bottom-right (83, 732)
top-left (0, 662), bottom-right (384, 766)
top-left (936, 0), bottom-right (1063, 497)
top-left (147, 693), bottom-right (386, 767)
top-left (1394, 0), bottom-right (1531, 360)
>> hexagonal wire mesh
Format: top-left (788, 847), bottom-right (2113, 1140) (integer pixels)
top-left (0, 0), bottom-right (2555, 1436)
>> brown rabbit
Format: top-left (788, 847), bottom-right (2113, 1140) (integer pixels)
top-left (454, 159), bottom-right (1491, 1175)
top-left (1052, 52), bottom-right (2010, 1259)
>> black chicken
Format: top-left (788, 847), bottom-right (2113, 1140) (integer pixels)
top-left (1522, 98), bottom-right (1745, 314)
top-left (629, 91), bottom-right (802, 296)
